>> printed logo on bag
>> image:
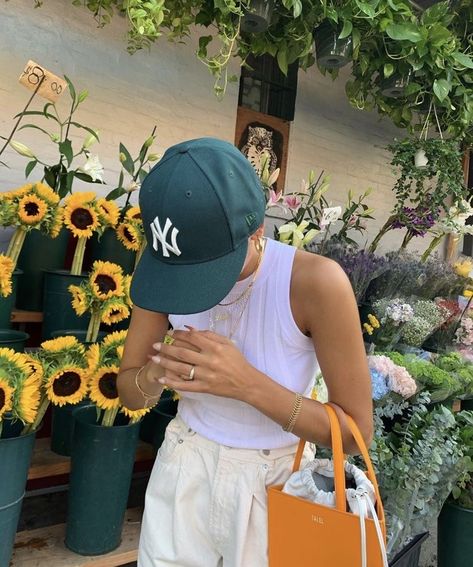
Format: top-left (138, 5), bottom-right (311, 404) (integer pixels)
top-left (150, 216), bottom-right (182, 257)
top-left (311, 515), bottom-right (325, 525)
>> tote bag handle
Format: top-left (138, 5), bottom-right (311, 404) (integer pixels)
top-left (291, 403), bottom-right (386, 535)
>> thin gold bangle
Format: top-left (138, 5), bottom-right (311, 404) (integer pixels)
top-left (135, 366), bottom-right (160, 406)
top-left (282, 393), bottom-right (303, 433)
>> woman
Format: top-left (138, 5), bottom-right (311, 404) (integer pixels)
top-left (117, 137), bottom-right (373, 567)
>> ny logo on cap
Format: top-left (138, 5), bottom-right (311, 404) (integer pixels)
top-left (150, 216), bottom-right (181, 258)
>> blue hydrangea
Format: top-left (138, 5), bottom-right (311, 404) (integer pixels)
top-left (370, 368), bottom-right (390, 400)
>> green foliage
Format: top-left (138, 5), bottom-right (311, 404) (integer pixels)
top-left (54, 0), bottom-right (473, 140)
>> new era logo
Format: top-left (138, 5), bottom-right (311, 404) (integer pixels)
top-left (150, 216), bottom-right (182, 257)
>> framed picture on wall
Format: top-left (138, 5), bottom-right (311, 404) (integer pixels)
top-left (235, 106), bottom-right (290, 195)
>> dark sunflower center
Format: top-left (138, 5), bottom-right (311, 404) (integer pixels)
top-left (98, 372), bottom-right (118, 399)
top-left (25, 202), bottom-right (40, 216)
top-left (53, 371), bottom-right (81, 397)
top-left (94, 274), bottom-right (117, 294)
top-left (0, 388), bottom-right (5, 410)
top-left (71, 208), bottom-right (93, 229)
top-left (124, 227), bottom-right (134, 242)
top-left (132, 212), bottom-right (141, 219)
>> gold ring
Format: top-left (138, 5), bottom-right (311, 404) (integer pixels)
top-left (187, 365), bottom-right (195, 381)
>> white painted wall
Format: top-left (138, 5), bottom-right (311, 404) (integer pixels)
top-left (0, 0), bottom-right (434, 254)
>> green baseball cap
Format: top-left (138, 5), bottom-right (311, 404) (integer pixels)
top-left (130, 137), bottom-right (266, 314)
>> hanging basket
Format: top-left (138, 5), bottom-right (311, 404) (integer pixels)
top-left (241, 0), bottom-right (273, 33)
top-left (0, 428), bottom-right (36, 567)
top-left (65, 405), bottom-right (140, 555)
top-left (380, 75), bottom-right (410, 99)
top-left (315, 20), bottom-right (353, 69)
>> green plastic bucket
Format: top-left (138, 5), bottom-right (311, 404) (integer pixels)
top-left (139, 391), bottom-right (177, 446)
top-left (438, 500), bottom-right (473, 567)
top-left (42, 270), bottom-right (88, 340)
top-left (0, 330), bottom-right (29, 352)
top-left (16, 228), bottom-right (69, 311)
top-left (461, 398), bottom-right (473, 411)
top-left (88, 228), bottom-right (135, 275)
top-left (0, 429), bottom-right (36, 567)
top-left (65, 405), bottom-right (140, 555)
top-left (0, 270), bottom-right (22, 330)
top-left (51, 329), bottom-right (106, 343)
top-left (49, 399), bottom-right (90, 457)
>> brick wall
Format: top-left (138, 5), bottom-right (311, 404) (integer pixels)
top-left (0, 0), bottom-right (435, 254)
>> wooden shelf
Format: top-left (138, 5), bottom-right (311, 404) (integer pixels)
top-left (11, 507), bottom-right (142, 566)
top-left (28, 438), bottom-right (155, 481)
top-left (11, 309), bottom-right (43, 323)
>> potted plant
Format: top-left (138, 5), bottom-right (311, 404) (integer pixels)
top-left (65, 331), bottom-right (148, 555)
top-left (241, 0), bottom-right (274, 33)
top-left (314, 19), bottom-right (353, 69)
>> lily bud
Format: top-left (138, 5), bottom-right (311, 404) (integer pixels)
top-left (83, 131), bottom-right (98, 150)
top-left (144, 136), bottom-right (154, 148)
top-left (147, 153), bottom-right (160, 162)
top-left (50, 133), bottom-right (60, 143)
top-left (10, 140), bottom-right (36, 158)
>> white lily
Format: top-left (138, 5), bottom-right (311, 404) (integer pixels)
top-left (278, 221), bottom-right (319, 249)
top-left (320, 206), bottom-right (342, 229)
top-left (78, 154), bottom-right (104, 182)
top-left (125, 181), bottom-right (141, 193)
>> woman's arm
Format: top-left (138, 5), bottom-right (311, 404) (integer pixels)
top-left (116, 305), bottom-right (169, 410)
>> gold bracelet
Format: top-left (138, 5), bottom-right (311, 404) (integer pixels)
top-left (282, 393), bottom-right (303, 433)
top-left (135, 366), bottom-right (160, 408)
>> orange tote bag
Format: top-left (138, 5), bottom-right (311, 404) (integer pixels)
top-left (268, 403), bottom-right (388, 567)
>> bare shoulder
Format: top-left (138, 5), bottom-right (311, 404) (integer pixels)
top-left (292, 249), bottom-right (352, 299)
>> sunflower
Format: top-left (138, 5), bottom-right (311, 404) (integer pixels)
top-left (89, 365), bottom-right (120, 410)
top-left (97, 198), bottom-right (120, 228)
top-left (90, 261), bottom-right (124, 300)
top-left (0, 348), bottom-right (32, 375)
top-left (125, 206), bottom-right (141, 221)
top-left (86, 343), bottom-right (101, 372)
top-left (46, 366), bottom-right (88, 407)
top-left (121, 405), bottom-right (150, 421)
top-left (41, 335), bottom-right (84, 353)
top-left (69, 284), bottom-right (89, 316)
top-left (24, 355), bottom-right (44, 383)
top-left (101, 301), bottom-right (130, 325)
top-left (34, 182), bottom-right (60, 205)
top-left (49, 208), bottom-right (64, 238)
top-left (66, 191), bottom-right (97, 207)
top-left (2, 184), bottom-right (33, 200)
top-left (116, 221), bottom-right (141, 251)
top-left (64, 202), bottom-right (100, 238)
top-left (0, 254), bottom-right (14, 297)
top-left (103, 330), bottom-right (128, 349)
top-left (15, 373), bottom-right (41, 424)
top-left (0, 377), bottom-right (14, 419)
top-left (116, 345), bottom-right (124, 359)
top-left (18, 193), bottom-right (48, 225)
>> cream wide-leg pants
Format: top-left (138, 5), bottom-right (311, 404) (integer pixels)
top-left (138, 415), bottom-right (313, 567)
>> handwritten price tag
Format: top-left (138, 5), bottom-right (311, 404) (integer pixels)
top-left (19, 60), bottom-right (67, 103)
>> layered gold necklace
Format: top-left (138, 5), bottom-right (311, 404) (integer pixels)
top-left (209, 238), bottom-right (266, 340)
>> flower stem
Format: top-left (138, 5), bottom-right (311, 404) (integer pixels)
top-left (86, 309), bottom-right (102, 343)
top-left (6, 227), bottom-right (27, 268)
top-left (421, 234), bottom-right (444, 262)
top-left (70, 236), bottom-right (87, 275)
top-left (102, 406), bottom-right (119, 427)
top-left (22, 393), bottom-right (50, 434)
top-left (368, 216), bottom-right (395, 253)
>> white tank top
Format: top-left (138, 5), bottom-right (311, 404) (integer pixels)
top-left (168, 238), bottom-right (319, 449)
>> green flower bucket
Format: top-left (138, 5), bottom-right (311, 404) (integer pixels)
top-left (461, 398), bottom-right (473, 411)
top-left (0, 428), bottom-right (36, 567)
top-left (42, 270), bottom-right (88, 340)
top-left (0, 270), bottom-right (22, 330)
top-left (0, 330), bottom-right (29, 352)
top-left (88, 228), bottom-right (135, 275)
top-left (139, 390), bottom-right (178, 447)
top-left (438, 500), bottom-right (473, 567)
top-left (65, 405), bottom-right (140, 555)
top-left (16, 228), bottom-right (69, 311)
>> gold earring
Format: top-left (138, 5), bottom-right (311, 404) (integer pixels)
top-left (255, 237), bottom-right (264, 254)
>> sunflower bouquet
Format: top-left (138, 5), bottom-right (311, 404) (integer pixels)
top-left (24, 336), bottom-right (89, 433)
top-left (69, 260), bottom-right (132, 342)
top-left (63, 191), bottom-right (120, 275)
top-left (0, 254), bottom-right (14, 298)
top-left (0, 182), bottom-right (63, 268)
top-left (0, 348), bottom-right (42, 437)
top-left (87, 330), bottom-right (149, 426)
top-left (116, 205), bottom-right (145, 265)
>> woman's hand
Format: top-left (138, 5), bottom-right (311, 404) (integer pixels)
top-left (150, 327), bottom-right (255, 400)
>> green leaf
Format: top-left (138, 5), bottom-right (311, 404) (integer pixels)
top-left (64, 75), bottom-right (76, 104)
top-left (139, 168), bottom-right (148, 182)
top-left (277, 49), bottom-right (288, 75)
top-left (14, 110), bottom-right (60, 124)
top-left (356, 1), bottom-right (375, 18)
top-left (59, 171), bottom-right (75, 198)
top-left (198, 35), bottom-right (212, 58)
top-left (43, 167), bottom-right (57, 190)
top-left (292, 0), bottom-right (302, 18)
top-left (404, 82), bottom-right (422, 96)
top-left (74, 171), bottom-right (104, 184)
top-left (352, 28), bottom-right (361, 58)
top-left (384, 63), bottom-right (394, 78)
top-left (339, 20), bottom-right (352, 40)
top-left (428, 24), bottom-right (451, 47)
top-left (25, 160), bottom-right (37, 179)
top-left (386, 23), bottom-right (422, 43)
top-left (69, 122), bottom-right (101, 142)
top-left (105, 187), bottom-right (126, 201)
top-left (452, 52), bottom-right (473, 69)
top-left (59, 139), bottom-right (73, 167)
top-left (77, 90), bottom-right (89, 104)
top-left (18, 123), bottom-right (52, 137)
top-left (119, 143), bottom-right (135, 175)
top-left (433, 78), bottom-right (451, 102)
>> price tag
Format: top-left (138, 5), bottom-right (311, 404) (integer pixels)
top-left (19, 60), bottom-right (67, 103)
